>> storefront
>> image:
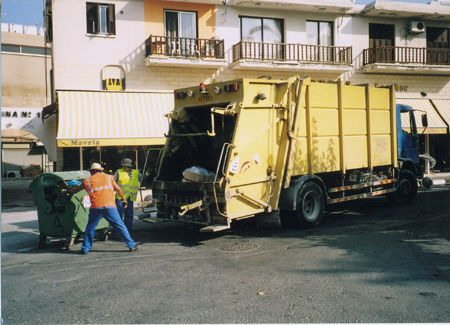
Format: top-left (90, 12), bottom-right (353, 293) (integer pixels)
top-left (44, 90), bottom-right (173, 184)
top-left (397, 98), bottom-right (449, 173)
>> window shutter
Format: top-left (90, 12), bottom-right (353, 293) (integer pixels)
top-left (108, 4), bottom-right (116, 35)
top-left (86, 2), bottom-right (99, 34)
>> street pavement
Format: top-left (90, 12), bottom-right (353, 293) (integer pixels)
top-left (1, 174), bottom-right (450, 324)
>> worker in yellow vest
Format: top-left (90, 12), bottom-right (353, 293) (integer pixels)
top-left (114, 158), bottom-right (142, 232)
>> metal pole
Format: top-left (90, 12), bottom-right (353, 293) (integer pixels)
top-left (135, 149), bottom-right (139, 170)
top-left (425, 134), bottom-right (430, 174)
top-left (79, 147), bottom-right (83, 171)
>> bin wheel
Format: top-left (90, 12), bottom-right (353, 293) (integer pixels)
top-left (65, 237), bottom-right (75, 250)
top-left (99, 230), bottom-right (108, 242)
top-left (38, 235), bottom-right (46, 249)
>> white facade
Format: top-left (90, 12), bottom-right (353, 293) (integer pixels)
top-left (47, 0), bottom-right (450, 171)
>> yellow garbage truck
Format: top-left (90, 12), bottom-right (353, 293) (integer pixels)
top-left (152, 76), bottom-right (425, 232)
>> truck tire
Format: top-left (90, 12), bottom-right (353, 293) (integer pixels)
top-left (392, 169), bottom-right (418, 205)
top-left (296, 182), bottom-right (324, 228)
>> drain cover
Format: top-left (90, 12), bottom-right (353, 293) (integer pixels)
top-left (220, 243), bottom-right (259, 251)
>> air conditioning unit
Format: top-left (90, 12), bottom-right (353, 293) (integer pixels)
top-left (409, 21), bottom-right (425, 33)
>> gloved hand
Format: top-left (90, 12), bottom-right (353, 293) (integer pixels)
top-left (61, 189), bottom-right (69, 196)
top-left (122, 200), bottom-right (128, 210)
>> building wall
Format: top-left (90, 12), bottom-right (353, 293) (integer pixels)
top-left (49, 0), bottom-right (450, 171)
top-left (144, 0), bottom-right (216, 39)
top-left (1, 28), bottom-right (55, 176)
top-left (1, 32), bottom-right (52, 108)
top-left (52, 0), bottom-right (146, 90)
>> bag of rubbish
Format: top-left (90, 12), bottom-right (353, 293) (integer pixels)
top-left (183, 166), bottom-right (216, 183)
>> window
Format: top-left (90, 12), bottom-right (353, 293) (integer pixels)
top-left (369, 23), bottom-right (395, 62)
top-left (240, 16), bottom-right (283, 59)
top-left (86, 2), bottom-right (115, 35)
top-left (427, 27), bottom-right (449, 64)
top-left (1, 44), bottom-right (49, 56)
top-left (306, 21), bottom-right (333, 46)
top-left (306, 21), bottom-right (333, 61)
top-left (165, 10), bottom-right (197, 56)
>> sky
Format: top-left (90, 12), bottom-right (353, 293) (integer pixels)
top-left (0, 0), bottom-right (434, 28)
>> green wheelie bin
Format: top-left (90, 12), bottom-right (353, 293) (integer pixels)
top-left (28, 171), bottom-right (110, 250)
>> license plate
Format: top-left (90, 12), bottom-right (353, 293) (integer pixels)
top-left (198, 95), bottom-right (213, 102)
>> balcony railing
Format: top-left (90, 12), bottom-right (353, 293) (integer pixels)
top-left (363, 46), bottom-right (450, 66)
top-left (232, 41), bottom-right (352, 64)
top-left (145, 35), bottom-right (225, 59)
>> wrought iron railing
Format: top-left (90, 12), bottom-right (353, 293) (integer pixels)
top-left (145, 35), bottom-right (225, 59)
top-left (232, 41), bottom-right (352, 64)
top-left (363, 46), bottom-right (450, 66)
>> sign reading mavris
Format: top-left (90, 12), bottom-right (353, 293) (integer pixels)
top-left (71, 140), bottom-right (100, 146)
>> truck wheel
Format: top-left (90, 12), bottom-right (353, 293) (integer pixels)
top-left (296, 182), bottom-right (324, 227)
top-left (393, 169), bottom-right (418, 205)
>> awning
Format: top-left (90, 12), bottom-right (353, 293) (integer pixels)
top-left (430, 99), bottom-right (450, 132)
top-left (56, 91), bottom-right (173, 147)
top-left (396, 98), bottom-right (448, 134)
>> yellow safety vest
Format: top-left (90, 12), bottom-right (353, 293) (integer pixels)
top-left (115, 169), bottom-right (140, 201)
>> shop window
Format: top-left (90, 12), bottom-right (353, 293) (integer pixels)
top-left (86, 2), bottom-right (115, 35)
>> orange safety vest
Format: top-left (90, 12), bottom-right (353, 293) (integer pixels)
top-left (83, 173), bottom-right (116, 209)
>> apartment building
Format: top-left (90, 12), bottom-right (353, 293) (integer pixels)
top-left (1, 23), bottom-right (54, 178)
top-left (44, 0), bottom-right (450, 173)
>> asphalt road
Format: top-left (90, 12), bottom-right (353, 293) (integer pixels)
top-left (1, 181), bottom-right (450, 324)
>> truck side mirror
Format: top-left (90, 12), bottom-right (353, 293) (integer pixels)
top-left (422, 114), bottom-right (428, 128)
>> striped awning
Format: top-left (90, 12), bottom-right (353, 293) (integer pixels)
top-left (396, 98), bottom-right (448, 134)
top-left (56, 91), bottom-right (173, 147)
top-left (430, 99), bottom-right (450, 133)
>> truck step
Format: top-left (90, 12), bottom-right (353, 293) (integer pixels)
top-left (199, 224), bottom-right (230, 232)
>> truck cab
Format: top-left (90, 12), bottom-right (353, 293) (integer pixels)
top-left (397, 104), bottom-right (426, 178)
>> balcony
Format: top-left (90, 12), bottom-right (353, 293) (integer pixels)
top-left (362, 46), bottom-right (450, 75)
top-left (144, 35), bottom-right (227, 68)
top-left (231, 41), bottom-right (353, 72)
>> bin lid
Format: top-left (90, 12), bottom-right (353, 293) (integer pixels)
top-left (28, 171), bottom-right (91, 189)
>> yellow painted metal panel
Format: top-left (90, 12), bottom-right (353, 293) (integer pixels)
top-left (371, 110), bottom-right (391, 135)
top-left (372, 135), bottom-right (392, 166)
top-left (311, 136), bottom-right (341, 173)
top-left (397, 98), bottom-right (447, 134)
top-left (292, 137), bottom-right (309, 175)
top-left (369, 88), bottom-right (391, 110)
top-left (227, 104), bottom-right (281, 214)
top-left (344, 136), bottom-right (368, 169)
top-left (243, 82), bottom-right (275, 107)
top-left (56, 91), bottom-right (173, 147)
top-left (341, 85), bottom-right (366, 109)
top-left (343, 110), bottom-right (367, 135)
top-left (309, 83), bottom-right (338, 108)
top-left (310, 108), bottom-right (339, 137)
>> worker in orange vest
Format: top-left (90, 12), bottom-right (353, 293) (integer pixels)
top-left (64, 163), bottom-right (139, 254)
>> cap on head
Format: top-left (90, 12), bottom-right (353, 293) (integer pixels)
top-left (122, 158), bottom-right (133, 167)
top-left (90, 163), bottom-right (104, 171)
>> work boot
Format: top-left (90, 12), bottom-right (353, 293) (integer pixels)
top-left (129, 245), bottom-right (140, 252)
